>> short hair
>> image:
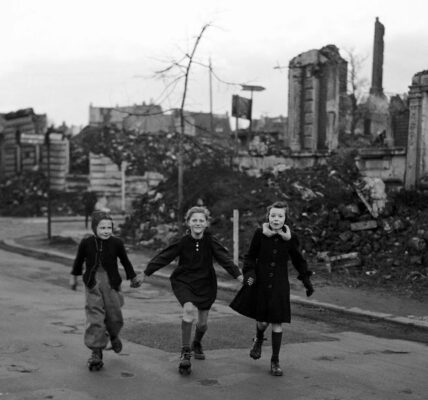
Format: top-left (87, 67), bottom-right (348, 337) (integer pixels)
top-left (266, 201), bottom-right (289, 221)
top-left (184, 206), bottom-right (210, 223)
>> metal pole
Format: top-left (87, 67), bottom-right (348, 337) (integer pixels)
top-left (121, 161), bottom-right (127, 212)
top-left (233, 209), bottom-right (239, 266)
top-left (46, 131), bottom-right (51, 240)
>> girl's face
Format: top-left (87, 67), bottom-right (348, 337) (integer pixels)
top-left (268, 207), bottom-right (286, 231)
top-left (187, 212), bottom-right (208, 238)
top-left (96, 219), bottom-right (113, 240)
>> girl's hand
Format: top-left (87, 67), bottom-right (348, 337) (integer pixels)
top-left (130, 275), bottom-right (143, 288)
top-left (69, 275), bottom-right (78, 291)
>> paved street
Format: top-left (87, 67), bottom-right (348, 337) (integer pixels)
top-left (0, 217), bottom-right (427, 399)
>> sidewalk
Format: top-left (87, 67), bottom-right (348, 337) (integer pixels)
top-left (1, 230), bottom-right (428, 331)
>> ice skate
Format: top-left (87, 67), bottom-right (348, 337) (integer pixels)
top-left (191, 340), bottom-right (205, 360)
top-left (249, 337), bottom-right (265, 360)
top-left (178, 346), bottom-right (192, 375)
top-left (87, 349), bottom-right (103, 371)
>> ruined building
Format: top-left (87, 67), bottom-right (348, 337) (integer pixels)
top-left (287, 44), bottom-right (347, 153)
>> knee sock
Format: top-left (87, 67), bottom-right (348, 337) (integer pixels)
top-left (271, 331), bottom-right (283, 362)
top-left (181, 320), bottom-right (193, 349)
top-left (193, 324), bottom-right (207, 343)
top-left (256, 322), bottom-right (267, 340)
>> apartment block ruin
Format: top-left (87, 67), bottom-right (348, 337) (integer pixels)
top-left (287, 44), bottom-right (347, 153)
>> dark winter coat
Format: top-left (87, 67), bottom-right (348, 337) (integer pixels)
top-left (144, 232), bottom-right (241, 310)
top-left (71, 235), bottom-right (137, 290)
top-left (230, 227), bottom-right (311, 323)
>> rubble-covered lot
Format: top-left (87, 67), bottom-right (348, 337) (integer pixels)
top-left (122, 154), bottom-right (428, 302)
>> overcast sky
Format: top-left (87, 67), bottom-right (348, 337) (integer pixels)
top-left (1, 0), bottom-right (427, 127)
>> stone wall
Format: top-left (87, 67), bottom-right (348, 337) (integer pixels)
top-left (287, 45), bottom-right (347, 153)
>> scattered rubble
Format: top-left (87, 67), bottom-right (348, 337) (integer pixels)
top-left (120, 153), bottom-right (428, 301)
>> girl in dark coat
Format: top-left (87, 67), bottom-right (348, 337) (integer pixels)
top-left (230, 201), bottom-right (314, 376)
top-left (141, 206), bottom-right (243, 374)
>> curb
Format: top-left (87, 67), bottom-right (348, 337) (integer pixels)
top-left (2, 238), bottom-right (428, 331)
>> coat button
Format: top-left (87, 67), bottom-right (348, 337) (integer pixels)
top-left (268, 284), bottom-right (273, 289)
top-left (270, 262), bottom-right (276, 267)
top-left (273, 249), bottom-right (278, 254)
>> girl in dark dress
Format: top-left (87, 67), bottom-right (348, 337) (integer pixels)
top-left (230, 201), bottom-right (314, 376)
top-left (141, 206), bottom-right (243, 374)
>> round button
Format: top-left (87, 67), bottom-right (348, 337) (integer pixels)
top-left (270, 262), bottom-right (276, 267)
top-left (273, 249), bottom-right (278, 254)
top-left (268, 285), bottom-right (273, 289)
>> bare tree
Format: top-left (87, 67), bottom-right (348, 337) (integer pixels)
top-left (155, 23), bottom-right (211, 231)
top-left (344, 48), bottom-right (369, 136)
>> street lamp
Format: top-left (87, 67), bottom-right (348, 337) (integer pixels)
top-left (240, 84), bottom-right (265, 138)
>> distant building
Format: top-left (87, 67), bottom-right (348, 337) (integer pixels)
top-left (87, 102), bottom-right (231, 139)
top-left (0, 108), bottom-right (47, 178)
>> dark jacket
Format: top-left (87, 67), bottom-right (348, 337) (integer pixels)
top-left (230, 228), bottom-right (311, 323)
top-left (144, 232), bottom-right (241, 309)
top-left (71, 235), bottom-right (137, 290)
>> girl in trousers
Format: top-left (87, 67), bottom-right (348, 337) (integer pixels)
top-left (70, 211), bottom-right (142, 370)
top-left (141, 206), bottom-right (243, 375)
top-left (230, 201), bottom-right (314, 376)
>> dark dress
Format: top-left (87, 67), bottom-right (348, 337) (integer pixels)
top-left (230, 228), bottom-right (311, 323)
top-left (144, 232), bottom-right (241, 310)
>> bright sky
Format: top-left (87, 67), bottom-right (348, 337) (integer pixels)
top-left (1, 0), bottom-right (427, 126)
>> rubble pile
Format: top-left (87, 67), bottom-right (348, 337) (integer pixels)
top-left (122, 154), bottom-right (428, 300)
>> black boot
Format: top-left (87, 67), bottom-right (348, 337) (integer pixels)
top-left (270, 360), bottom-right (283, 376)
top-left (191, 340), bottom-right (205, 360)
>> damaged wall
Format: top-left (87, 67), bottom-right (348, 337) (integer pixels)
top-left (287, 44), bottom-right (347, 153)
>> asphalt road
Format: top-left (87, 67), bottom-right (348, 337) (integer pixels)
top-left (1, 243), bottom-right (427, 399)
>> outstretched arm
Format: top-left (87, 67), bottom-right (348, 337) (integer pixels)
top-left (211, 235), bottom-right (242, 279)
top-left (144, 240), bottom-right (182, 277)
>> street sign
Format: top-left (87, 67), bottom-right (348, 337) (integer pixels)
top-left (20, 133), bottom-right (45, 144)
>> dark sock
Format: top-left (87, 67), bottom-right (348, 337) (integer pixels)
top-left (271, 331), bottom-right (283, 362)
top-left (256, 322), bottom-right (267, 340)
top-left (181, 320), bottom-right (193, 349)
top-left (194, 324), bottom-right (207, 343)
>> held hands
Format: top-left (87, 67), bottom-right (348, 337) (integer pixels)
top-left (69, 275), bottom-right (78, 291)
top-left (236, 275), bottom-right (244, 284)
top-left (130, 274), bottom-right (145, 288)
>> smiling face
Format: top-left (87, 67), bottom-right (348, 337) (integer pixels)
top-left (187, 212), bottom-right (208, 239)
top-left (96, 219), bottom-right (113, 240)
top-left (268, 207), bottom-right (286, 231)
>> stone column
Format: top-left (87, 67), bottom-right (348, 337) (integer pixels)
top-left (288, 64), bottom-right (303, 151)
top-left (370, 17), bottom-right (385, 96)
top-left (405, 71), bottom-right (428, 189)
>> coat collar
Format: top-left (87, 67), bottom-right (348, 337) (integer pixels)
top-left (262, 223), bottom-right (291, 241)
